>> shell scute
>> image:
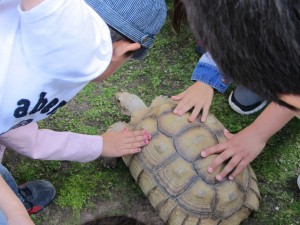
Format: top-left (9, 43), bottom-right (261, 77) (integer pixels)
top-left (137, 170), bottom-right (157, 195)
top-left (175, 126), bottom-right (219, 162)
top-left (214, 181), bottom-right (244, 217)
top-left (133, 116), bottom-right (157, 133)
top-left (158, 199), bottom-right (177, 222)
top-left (194, 155), bottom-right (226, 185)
top-left (156, 157), bottom-right (197, 196)
top-left (178, 180), bottom-right (214, 213)
top-left (157, 111), bottom-right (192, 137)
top-left (139, 133), bottom-right (175, 170)
top-left (148, 186), bottom-right (169, 209)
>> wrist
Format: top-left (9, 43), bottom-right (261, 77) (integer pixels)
top-left (245, 123), bottom-right (270, 144)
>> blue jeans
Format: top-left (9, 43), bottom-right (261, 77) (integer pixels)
top-left (0, 164), bottom-right (24, 225)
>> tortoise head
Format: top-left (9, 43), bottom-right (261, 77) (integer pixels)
top-left (115, 92), bottom-right (147, 116)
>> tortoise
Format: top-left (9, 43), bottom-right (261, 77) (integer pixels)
top-left (105, 92), bottom-right (260, 225)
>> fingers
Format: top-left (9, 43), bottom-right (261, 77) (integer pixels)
top-left (173, 98), bottom-right (193, 116)
top-left (200, 104), bottom-right (210, 122)
top-left (214, 155), bottom-right (240, 181)
top-left (122, 142), bottom-right (144, 154)
top-left (202, 141), bottom-right (250, 181)
top-left (120, 136), bottom-right (151, 155)
top-left (201, 142), bottom-right (240, 181)
top-left (188, 105), bottom-right (201, 122)
top-left (201, 143), bottom-right (226, 157)
top-left (123, 147), bottom-right (142, 155)
top-left (228, 159), bottom-right (249, 180)
top-left (206, 147), bottom-right (232, 174)
top-left (171, 91), bottom-right (186, 101)
top-left (121, 129), bottom-right (151, 149)
top-left (101, 129), bottom-right (152, 157)
top-left (201, 127), bottom-right (263, 181)
top-left (223, 129), bottom-right (234, 139)
top-left (216, 157), bottom-right (249, 181)
top-left (123, 128), bottom-right (151, 140)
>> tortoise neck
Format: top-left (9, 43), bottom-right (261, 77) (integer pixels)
top-left (127, 100), bottom-right (147, 115)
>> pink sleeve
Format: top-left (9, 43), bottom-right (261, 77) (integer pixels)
top-left (0, 122), bottom-right (103, 162)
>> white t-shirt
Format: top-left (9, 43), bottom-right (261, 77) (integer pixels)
top-left (0, 0), bottom-right (112, 134)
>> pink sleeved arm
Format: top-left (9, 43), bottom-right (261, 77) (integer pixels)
top-left (0, 122), bottom-right (103, 162)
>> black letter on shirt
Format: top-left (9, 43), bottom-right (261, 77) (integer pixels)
top-left (14, 99), bottom-right (30, 118)
top-left (29, 92), bottom-right (48, 115)
top-left (41, 98), bottom-right (59, 114)
top-left (47, 100), bottom-right (67, 115)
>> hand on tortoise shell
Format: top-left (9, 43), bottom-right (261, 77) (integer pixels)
top-left (172, 81), bottom-right (214, 122)
top-left (201, 128), bottom-right (266, 181)
top-left (101, 128), bottom-right (151, 157)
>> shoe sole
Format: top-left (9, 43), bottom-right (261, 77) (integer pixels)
top-left (228, 91), bottom-right (268, 115)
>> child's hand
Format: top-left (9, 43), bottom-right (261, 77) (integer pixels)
top-left (172, 82), bottom-right (214, 122)
top-left (200, 127), bottom-right (266, 181)
top-left (101, 128), bottom-right (151, 157)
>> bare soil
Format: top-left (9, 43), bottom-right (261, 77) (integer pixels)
top-left (39, 199), bottom-right (164, 225)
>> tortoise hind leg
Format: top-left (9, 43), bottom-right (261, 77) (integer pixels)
top-left (100, 157), bottom-right (118, 168)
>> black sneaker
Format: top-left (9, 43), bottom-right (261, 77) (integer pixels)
top-left (18, 180), bottom-right (56, 214)
top-left (228, 85), bottom-right (267, 115)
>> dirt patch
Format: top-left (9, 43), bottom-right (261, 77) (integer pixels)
top-left (33, 199), bottom-right (164, 225)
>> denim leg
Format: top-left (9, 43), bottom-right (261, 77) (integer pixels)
top-left (0, 210), bottom-right (8, 225)
top-left (0, 164), bottom-right (23, 201)
top-left (234, 84), bottom-right (264, 105)
top-left (0, 144), bottom-right (6, 163)
top-left (0, 164), bottom-right (19, 225)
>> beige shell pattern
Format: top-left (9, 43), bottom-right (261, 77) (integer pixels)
top-left (122, 96), bottom-right (260, 225)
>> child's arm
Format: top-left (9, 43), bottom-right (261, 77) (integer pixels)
top-left (0, 122), bottom-right (151, 162)
top-left (201, 102), bottom-right (294, 181)
top-left (172, 52), bottom-right (231, 122)
top-left (0, 176), bottom-right (35, 225)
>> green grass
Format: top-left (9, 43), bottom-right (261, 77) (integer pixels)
top-left (3, 3), bottom-right (300, 225)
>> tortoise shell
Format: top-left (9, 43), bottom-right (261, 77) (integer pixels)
top-left (122, 96), bottom-right (260, 225)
